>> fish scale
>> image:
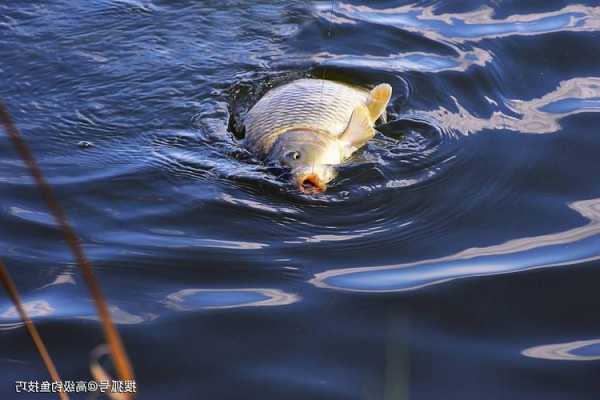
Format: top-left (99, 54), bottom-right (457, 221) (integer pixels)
top-left (244, 79), bottom-right (370, 156)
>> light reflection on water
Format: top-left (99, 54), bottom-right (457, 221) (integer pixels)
top-left (310, 198), bottom-right (600, 292)
top-left (164, 288), bottom-right (300, 310)
top-left (0, 302), bottom-right (154, 327)
top-left (0, 287), bottom-right (299, 328)
top-left (423, 77), bottom-right (600, 135)
top-left (312, 48), bottom-right (492, 73)
top-left (1, 300), bottom-right (55, 319)
top-left (523, 338), bottom-right (600, 361)
top-left (317, 3), bottom-right (600, 42)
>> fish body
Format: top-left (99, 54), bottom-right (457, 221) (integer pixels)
top-left (243, 78), bottom-right (392, 192)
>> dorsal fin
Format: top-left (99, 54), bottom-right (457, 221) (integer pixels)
top-left (340, 104), bottom-right (375, 153)
top-left (366, 83), bottom-right (392, 122)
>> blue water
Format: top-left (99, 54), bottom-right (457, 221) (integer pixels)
top-left (1, 1), bottom-right (600, 399)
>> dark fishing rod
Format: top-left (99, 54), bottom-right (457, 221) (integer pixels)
top-left (0, 261), bottom-right (69, 400)
top-left (0, 102), bottom-right (135, 397)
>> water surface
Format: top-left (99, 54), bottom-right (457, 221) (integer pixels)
top-left (1, 1), bottom-right (600, 399)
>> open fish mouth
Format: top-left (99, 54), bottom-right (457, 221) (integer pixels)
top-left (297, 174), bottom-right (326, 193)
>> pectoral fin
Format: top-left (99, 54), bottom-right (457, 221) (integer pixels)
top-left (340, 104), bottom-right (375, 154)
top-left (367, 83), bottom-right (392, 123)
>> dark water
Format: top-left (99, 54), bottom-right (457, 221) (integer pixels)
top-left (1, 1), bottom-right (600, 398)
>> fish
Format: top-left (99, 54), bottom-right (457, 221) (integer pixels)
top-left (243, 78), bottom-right (392, 193)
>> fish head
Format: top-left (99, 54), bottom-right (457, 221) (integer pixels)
top-left (268, 130), bottom-right (342, 193)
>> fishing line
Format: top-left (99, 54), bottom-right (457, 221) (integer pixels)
top-left (0, 102), bottom-right (135, 397)
top-left (319, 0), bottom-right (336, 117)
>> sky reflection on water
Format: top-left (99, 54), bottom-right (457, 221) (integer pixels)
top-left (310, 198), bottom-right (600, 292)
top-left (523, 338), bottom-right (600, 361)
top-left (163, 288), bottom-right (300, 310)
top-left (318, 3), bottom-right (600, 42)
top-left (425, 77), bottom-right (600, 135)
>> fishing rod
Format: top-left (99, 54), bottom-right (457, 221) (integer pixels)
top-left (0, 260), bottom-right (69, 400)
top-left (0, 102), bottom-right (135, 399)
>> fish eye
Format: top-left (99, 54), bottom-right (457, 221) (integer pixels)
top-left (286, 151), bottom-right (301, 160)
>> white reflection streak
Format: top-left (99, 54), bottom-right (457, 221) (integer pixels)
top-left (287, 226), bottom-right (390, 244)
top-left (39, 273), bottom-right (76, 289)
top-left (1, 299), bottom-right (156, 325)
top-left (193, 239), bottom-right (267, 250)
top-left (9, 207), bottom-right (57, 226)
top-left (310, 198), bottom-right (600, 292)
top-left (220, 193), bottom-right (299, 215)
top-left (1, 300), bottom-right (55, 319)
top-left (327, 3), bottom-right (600, 42)
top-left (82, 306), bottom-right (158, 325)
top-left (164, 288), bottom-right (300, 310)
top-left (427, 77), bottom-right (600, 135)
top-left (0, 323), bottom-right (28, 331)
top-left (312, 48), bottom-right (493, 73)
top-left (522, 338), bottom-right (600, 361)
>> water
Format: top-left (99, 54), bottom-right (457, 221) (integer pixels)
top-left (1, 1), bottom-right (600, 398)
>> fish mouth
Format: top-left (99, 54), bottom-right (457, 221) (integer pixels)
top-left (297, 174), bottom-right (326, 194)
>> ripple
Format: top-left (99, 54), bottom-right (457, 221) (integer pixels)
top-left (220, 193), bottom-right (300, 215)
top-left (1, 300), bottom-right (54, 319)
top-left (0, 292), bottom-right (157, 327)
top-left (424, 77), bottom-right (600, 135)
top-left (523, 338), bottom-right (600, 361)
top-left (310, 198), bottom-right (600, 292)
top-left (317, 3), bottom-right (600, 43)
top-left (163, 288), bottom-right (300, 311)
top-left (8, 207), bottom-right (57, 227)
top-left (97, 230), bottom-right (268, 250)
top-left (145, 129), bottom-right (286, 189)
top-left (82, 306), bottom-right (158, 325)
top-left (317, 48), bottom-right (492, 73)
